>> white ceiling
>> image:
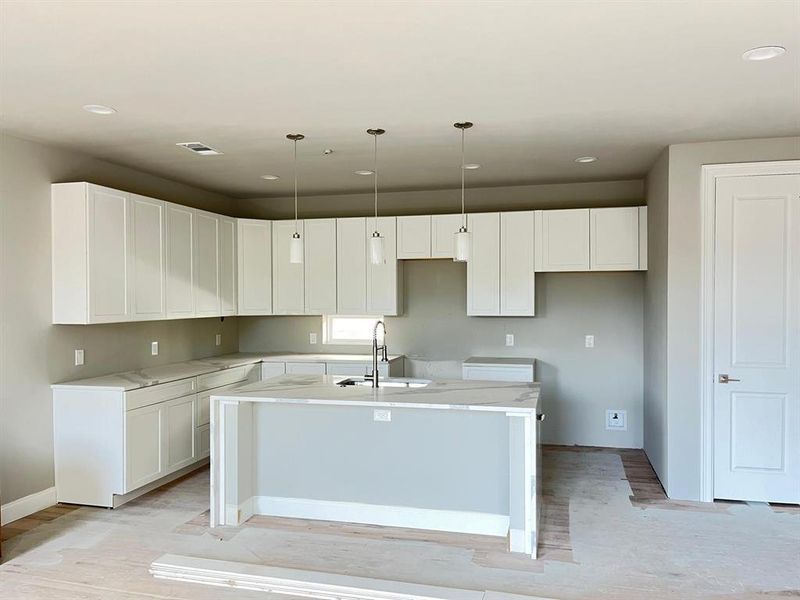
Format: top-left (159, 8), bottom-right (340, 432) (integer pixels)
top-left (1, 1), bottom-right (798, 199)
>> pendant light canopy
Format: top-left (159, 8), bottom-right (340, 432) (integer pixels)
top-left (287, 133), bottom-right (305, 264)
top-left (453, 122), bottom-right (473, 262)
top-left (367, 128), bottom-right (386, 265)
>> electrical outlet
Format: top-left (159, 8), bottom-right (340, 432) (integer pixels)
top-left (215, 334), bottom-right (222, 346)
top-left (74, 349), bottom-right (84, 366)
top-left (506, 334), bottom-right (515, 347)
top-left (151, 341), bottom-right (159, 356)
top-left (310, 332), bottom-right (318, 345)
top-left (606, 409), bottom-right (627, 431)
top-left (585, 335), bottom-right (595, 348)
top-left (373, 409), bottom-right (391, 422)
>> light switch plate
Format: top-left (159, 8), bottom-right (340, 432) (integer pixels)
top-left (74, 349), bottom-right (84, 366)
top-left (310, 332), bottom-right (318, 345)
top-left (606, 409), bottom-right (627, 431)
top-left (151, 341), bottom-right (159, 356)
top-left (215, 334), bottom-right (222, 346)
top-left (374, 409), bottom-right (391, 422)
top-left (585, 335), bottom-right (595, 348)
top-left (505, 334), bottom-right (515, 347)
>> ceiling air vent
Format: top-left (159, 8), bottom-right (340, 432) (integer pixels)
top-left (176, 142), bottom-right (223, 156)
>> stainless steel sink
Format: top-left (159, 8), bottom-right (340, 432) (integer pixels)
top-left (336, 377), bottom-right (431, 389)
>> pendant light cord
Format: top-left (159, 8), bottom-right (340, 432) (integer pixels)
top-left (373, 133), bottom-right (379, 232)
top-left (460, 127), bottom-right (466, 228)
top-left (293, 138), bottom-right (299, 234)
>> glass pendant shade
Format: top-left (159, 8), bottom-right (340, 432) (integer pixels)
top-left (454, 226), bottom-right (470, 262)
top-left (370, 232), bottom-right (385, 265)
top-left (289, 232), bottom-right (303, 264)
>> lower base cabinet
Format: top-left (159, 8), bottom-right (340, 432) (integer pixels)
top-left (125, 402), bottom-right (166, 492)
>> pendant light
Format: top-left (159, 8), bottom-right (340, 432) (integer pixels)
top-left (367, 128), bottom-right (386, 265)
top-left (287, 133), bottom-right (305, 264)
top-left (453, 122), bottom-right (473, 262)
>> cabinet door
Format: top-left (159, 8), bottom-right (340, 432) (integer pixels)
top-left (367, 217), bottom-right (401, 316)
top-left (535, 209), bottom-right (590, 271)
top-left (431, 214), bottom-right (463, 259)
top-left (272, 220), bottom-right (305, 314)
top-left (237, 219), bottom-right (272, 315)
top-left (500, 211), bottom-right (535, 316)
top-left (336, 217), bottom-right (367, 314)
top-left (219, 216), bottom-right (237, 315)
top-left (165, 203), bottom-right (195, 318)
top-left (397, 215), bottom-right (431, 259)
top-left (467, 212), bottom-right (501, 316)
top-left (88, 185), bottom-right (131, 323)
top-left (304, 218), bottom-right (337, 314)
top-left (196, 424), bottom-right (211, 459)
top-left (130, 194), bottom-right (166, 320)
top-left (638, 206), bottom-right (648, 271)
top-left (194, 210), bottom-right (220, 316)
top-left (590, 207), bottom-right (640, 271)
top-left (125, 403), bottom-right (164, 492)
top-left (261, 361), bottom-right (287, 380)
top-left (165, 395), bottom-right (197, 473)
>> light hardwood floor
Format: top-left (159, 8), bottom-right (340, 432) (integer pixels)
top-left (1, 446), bottom-right (797, 599)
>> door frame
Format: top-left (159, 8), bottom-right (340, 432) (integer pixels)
top-left (699, 160), bottom-right (800, 502)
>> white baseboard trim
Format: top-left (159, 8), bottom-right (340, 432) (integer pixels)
top-left (1, 486), bottom-right (57, 526)
top-left (150, 554), bottom-right (556, 600)
top-left (253, 496), bottom-right (510, 537)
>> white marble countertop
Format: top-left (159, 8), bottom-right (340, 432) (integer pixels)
top-left (52, 352), bottom-right (404, 391)
top-left (463, 356), bottom-right (536, 367)
top-left (214, 374), bottom-right (539, 414)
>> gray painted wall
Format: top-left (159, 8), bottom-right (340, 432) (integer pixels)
top-left (643, 136), bottom-right (800, 501)
top-left (643, 148), bottom-right (669, 489)
top-left (237, 179), bottom-right (644, 220)
top-left (239, 261), bottom-right (645, 449)
top-left (0, 133), bottom-right (240, 505)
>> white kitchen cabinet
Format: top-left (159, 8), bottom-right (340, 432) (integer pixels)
top-left (194, 210), bottom-right (220, 316)
top-left (237, 219), bottom-right (272, 315)
top-left (272, 220), bottom-right (305, 314)
top-left (367, 216), bottom-right (402, 316)
top-left (534, 209), bottom-right (590, 272)
top-left (336, 217), bottom-right (367, 314)
top-left (164, 395), bottom-right (197, 472)
top-left (467, 212), bottom-right (501, 316)
top-left (285, 362), bottom-right (327, 375)
top-left (590, 207), bottom-right (640, 271)
top-left (431, 214), bottom-right (463, 259)
top-left (638, 206), bottom-right (648, 270)
top-left (52, 183), bottom-right (132, 324)
top-left (219, 216), bottom-right (237, 315)
top-left (261, 361), bottom-right (287, 380)
top-left (397, 215), bottom-right (431, 259)
top-left (130, 194), bottom-right (166, 320)
top-left (125, 402), bottom-right (165, 492)
top-left (462, 357), bottom-right (536, 383)
top-left (196, 424), bottom-right (211, 459)
top-left (500, 211), bottom-right (535, 316)
top-left (304, 218), bottom-right (337, 314)
top-left (165, 203), bottom-right (195, 318)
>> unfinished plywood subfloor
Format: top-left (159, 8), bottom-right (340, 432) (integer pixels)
top-left (1, 447), bottom-right (798, 600)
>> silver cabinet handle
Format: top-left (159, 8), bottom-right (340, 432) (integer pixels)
top-left (718, 374), bottom-right (741, 384)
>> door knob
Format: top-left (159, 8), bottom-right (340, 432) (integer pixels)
top-left (718, 374), bottom-right (741, 384)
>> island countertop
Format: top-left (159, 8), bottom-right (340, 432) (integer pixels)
top-left (213, 374), bottom-right (539, 414)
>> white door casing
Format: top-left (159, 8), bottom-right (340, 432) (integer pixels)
top-left (711, 171), bottom-right (799, 503)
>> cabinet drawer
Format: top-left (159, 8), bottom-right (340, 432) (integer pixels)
top-left (197, 364), bottom-right (256, 391)
top-left (285, 362), bottom-right (326, 375)
top-left (196, 424), bottom-right (210, 459)
top-left (126, 377), bottom-right (197, 411)
top-left (462, 365), bottom-right (534, 383)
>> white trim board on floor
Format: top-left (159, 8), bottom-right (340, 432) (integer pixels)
top-left (150, 554), bottom-right (557, 600)
top-left (244, 495), bottom-right (510, 537)
top-left (0, 486), bottom-right (56, 525)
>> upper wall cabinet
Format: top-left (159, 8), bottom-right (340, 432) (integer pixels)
top-left (237, 219), bottom-right (272, 315)
top-left (165, 203), bottom-right (196, 319)
top-left (304, 218), bottom-right (337, 314)
top-left (467, 212), bottom-right (501, 316)
top-left (397, 215), bottom-right (431, 259)
top-left (535, 209), bottom-right (590, 272)
top-left (367, 217), bottom-right (402, 316)
top-left (131, 194), bottom-right (166, 321)
top-left (590, 207), bottom-right (640, 271)
top-left (52, 183), bottom-right (132, 324)
top-left (336, 217), bottom-right (367, 314)
top-left (431, 214), bottom-right (462, 259)
top-left (272, 220), bottom-right (305, 314)
top-left (193, 210), bottom-right (220, 317)
top-left (219, 216), bottom-right (237, 315)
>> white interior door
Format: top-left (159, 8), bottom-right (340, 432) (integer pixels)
top-left (713, 173), bottom-right (799, 503)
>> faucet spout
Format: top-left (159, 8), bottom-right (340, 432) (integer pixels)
top-left (371, 320), bottom-right (387, 388)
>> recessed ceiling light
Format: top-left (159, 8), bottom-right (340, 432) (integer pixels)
top-left (260, 175), bottom-right (280, 181)
top-left (462, 163), bottom-right (481, 170)
top-left (176, 142), bottom-right (223, 156)
top-left (354, 170), bottom-right (374, 176)
top-left (742, 45), bottom-right (786, 61)
top-left (82, 104), bottom-right (116, 115)
top-left (575, 156), bottom-right (598, 163)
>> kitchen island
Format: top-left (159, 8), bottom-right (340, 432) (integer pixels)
top-left (210, 374), bottom-right (542, 557)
